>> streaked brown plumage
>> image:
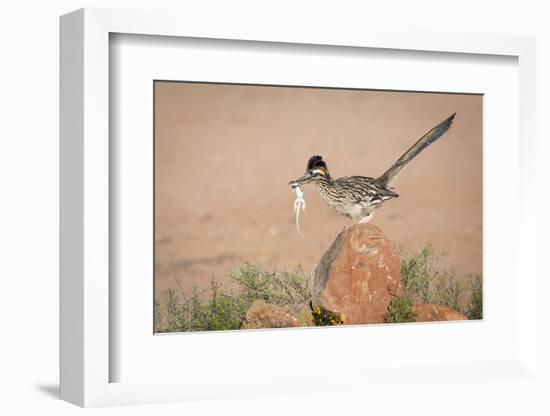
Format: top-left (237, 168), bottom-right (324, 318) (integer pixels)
top-left (289, 113), bottom-right (456, 223)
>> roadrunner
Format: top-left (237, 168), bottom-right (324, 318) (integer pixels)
top-left (289, 113), bottom-right (456, 224)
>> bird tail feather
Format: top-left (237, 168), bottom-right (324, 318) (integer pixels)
top-left (376, 113), bottom-right (456, 188)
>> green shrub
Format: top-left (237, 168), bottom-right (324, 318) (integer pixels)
top-left (397, 243), bottom-right (483, 319)
top-left (154, 299), bottom-right (162, 330)
top-left (466, 274), bottom-right (483, 320)
top-left (230, 263), bottom-right (311, 311)
top-left (384, 295), bottom-right (416, 323)
top-left (432, 272), bottom-right (462, 313)
top-left (399, 242), bottom-right (441, 304)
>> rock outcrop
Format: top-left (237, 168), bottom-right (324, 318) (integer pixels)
top-left (412, 304), bottom-right (468, 322)
top-left (312, 224), bottom-right (402, 324)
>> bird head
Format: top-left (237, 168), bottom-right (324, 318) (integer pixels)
top-left (289, 155), bottom-right (330, 188)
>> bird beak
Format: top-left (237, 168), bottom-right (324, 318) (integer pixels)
top-left (289, 172), bottom-right (313, 188)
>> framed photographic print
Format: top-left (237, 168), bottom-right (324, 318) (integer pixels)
top-left (60, 8), bottom-right (538, 408)
top-left (153, 81), bottom-right (480, 334)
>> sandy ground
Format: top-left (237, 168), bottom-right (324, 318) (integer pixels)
top-left (154, 82), bottom-right (482, 300)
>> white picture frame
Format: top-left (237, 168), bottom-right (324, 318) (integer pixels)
top-left (60, 8), bottom-right (538, 408)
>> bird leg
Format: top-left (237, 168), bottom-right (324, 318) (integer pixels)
top-left (358, 212), bottom-right (374, 224)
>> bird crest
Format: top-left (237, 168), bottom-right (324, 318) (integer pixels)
top-left (306, 155), bottom-right (327, 172)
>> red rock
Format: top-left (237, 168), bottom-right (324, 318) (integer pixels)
top-left (312, 224), bottom-right (402, 324)
top-left (413, 304), bottom-right (468, 321)
top-left (241, 300), bottom-right (301, 329)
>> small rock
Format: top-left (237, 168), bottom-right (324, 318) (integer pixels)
top-left (241, 300), bottom-right (300, 329)
top-left (413, 304), bottom-right (468, 321)
top-left (312, 224), bottom-right (403, 324)
top-left (295, 306), bottom-right (314, 327)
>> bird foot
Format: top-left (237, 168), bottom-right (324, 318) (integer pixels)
top-left (358, 213), bottom-right (374, 224)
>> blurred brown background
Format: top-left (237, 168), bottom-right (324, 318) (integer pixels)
top-left (154, 82), bottom-right (482, 300)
